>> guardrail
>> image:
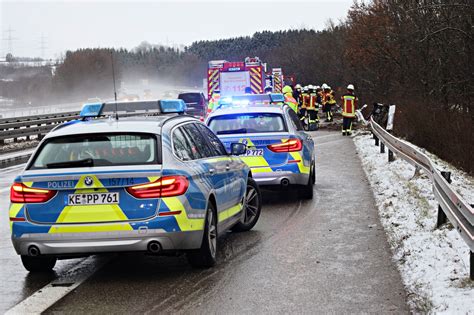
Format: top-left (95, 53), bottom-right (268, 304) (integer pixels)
top-left (0, 152), bottom-right (32, 168)
top-left (0, 111), bottom-right (80, 143)
top-left (370, 116), bottom-right (474, 279)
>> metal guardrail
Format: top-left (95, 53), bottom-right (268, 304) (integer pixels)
top-left (0, 111), bottom-right (80, 142)
top-left (370, 116), bottom-right (474, 279)
top-left (0, 152), bottom-right (32, 168)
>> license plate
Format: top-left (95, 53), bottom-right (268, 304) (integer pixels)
top-left (244, 149), bottom-right (264, 156)
top-left (67, 192), bottom-right (119, 205)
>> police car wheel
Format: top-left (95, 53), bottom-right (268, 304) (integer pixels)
top-left (232, 178), bottom-right (261, 232)
top-left (299, 163), bottom-right (314, 200)
top-left (187, 203), bottom-right (217, 268)
top-left (21, 255), bottom-right (57, 272)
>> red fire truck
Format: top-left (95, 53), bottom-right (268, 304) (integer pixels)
top-left (207, 57), bottom-right (266, 99)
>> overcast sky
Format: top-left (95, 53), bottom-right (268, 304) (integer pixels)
top-left (0, 0), bottom-right (353, 59)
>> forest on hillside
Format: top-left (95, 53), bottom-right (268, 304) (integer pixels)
top-left (0, 0), bottom-right (472, 172)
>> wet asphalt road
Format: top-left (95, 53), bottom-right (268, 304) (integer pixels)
top-left (1, 130), bottom-right (408, 314)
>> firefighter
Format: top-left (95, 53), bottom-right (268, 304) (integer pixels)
top-left (327, 85), bottom-right (337, 115)
top-left (341, 84), bottom-right (358, 136)
top-left (264, 85), bottom-right (273, 94)
top-left (293, 84), bottom-right (302, 104)
top-left (322, 83), bottom-right (334, 122)
top-left (299, 86), bottom-right (310, 125)
top-left (282, 85), bottom-right (298, 113)
top-left (207, 89), bottom-right (220, 114)
top-left (306, 85), bottom-right (319, 130)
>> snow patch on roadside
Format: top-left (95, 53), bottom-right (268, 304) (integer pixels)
top-left (353, 132), bottom-right (473, 314)
top-left (0, 140), bottom-right (39, 154)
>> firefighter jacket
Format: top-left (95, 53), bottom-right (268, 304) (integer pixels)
top-left (326, 90), bottom-right (336, 105)
top-left (341, 93), bottom-right (358, 118)
top-left (307, 93), bottom-right (317, 110)
top-left (301, 93), bottom-right (309, 109)
top-left (207, 93), bottom-right (220, 113)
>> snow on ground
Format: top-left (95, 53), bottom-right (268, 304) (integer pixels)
top-left (0, 140), bottom-right (39, 154)
top-left (353, 131), bottom-right (473, 314)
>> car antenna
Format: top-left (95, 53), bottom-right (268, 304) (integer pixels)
top-left (110, 51), bottom-right (119, 120)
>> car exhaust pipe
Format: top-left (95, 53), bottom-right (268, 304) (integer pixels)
top-left (147, 241), bottom-right (162, 254)
top-left (281, 178), bottom-right (290, 187)
top-left (28, 245), bottom-right (40, 257)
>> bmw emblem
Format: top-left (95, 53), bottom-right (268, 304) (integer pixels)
top-left (84, 176), bottom-right (93, 186)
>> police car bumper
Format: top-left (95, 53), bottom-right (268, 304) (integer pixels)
top-left (252, 170), bottom-right (309, 186)
top-left (12, 229), bottom-right (203, 256)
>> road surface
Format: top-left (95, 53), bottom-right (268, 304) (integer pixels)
top-left (0, 131), bottom-right (408, 313)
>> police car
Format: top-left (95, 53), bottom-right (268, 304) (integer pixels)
top-left (206, 94), bottom-right (315, 198)
top-left (9, 100), bottom-right (261, 272)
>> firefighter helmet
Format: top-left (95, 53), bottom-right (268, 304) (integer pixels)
top-left (295, 84), bottom-right (302, 90)
top-left (347, 84), bottom-right (355, 90)
top-left (321, 83), bottom-right (329, 89)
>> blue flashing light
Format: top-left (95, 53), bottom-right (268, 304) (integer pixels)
top-left (269, 93), bottom-right (285, 103)
top-left (232, 100), bottom-right (250, 106)
top-left (80, 103), bottom-right (103, 118)
top-left (220, 97), bottom-right (233, 104)
top-left (159, 99), bottom-right (187, 113)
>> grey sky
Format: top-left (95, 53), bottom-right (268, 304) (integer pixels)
top-left (1, 0), bottom-right (353, 59)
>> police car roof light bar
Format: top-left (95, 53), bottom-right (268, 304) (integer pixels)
top-left (79, 99), bottom-right (187, 120)
top-left (159, 99), bottom-right (187, 114)
top-left (269, 93), bottom-right (285, 103)
top-left (80, 102), bottom-right (104, 118)
top-left (215, 93), bottom-right (285, 110)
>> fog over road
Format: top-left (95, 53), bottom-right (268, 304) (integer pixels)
top-left (1, 131), bottom-right (408, 313)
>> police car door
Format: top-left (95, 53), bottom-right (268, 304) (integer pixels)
top-left (180, 124), bottom-right (231, 214)
top-left (196, 124), bottom-right (243, 208)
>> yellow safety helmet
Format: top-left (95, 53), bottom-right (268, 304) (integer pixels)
top-left (282, 85), bottom-right (293, 94)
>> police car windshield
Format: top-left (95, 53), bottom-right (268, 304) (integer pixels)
top-left (29, 133), bottom-right (159, 170)
top-left (208, 113), bottom-right (287, 135)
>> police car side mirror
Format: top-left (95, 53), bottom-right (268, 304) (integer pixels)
top-left (230, 143), bottom-right (246, 156)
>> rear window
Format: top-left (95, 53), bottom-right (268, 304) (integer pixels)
top-left (208, 113), bottom-right (287, 135)
top-left (29, 133), bottom-right (158, 169)
top-left (178, 93), bottom-right (201, 103)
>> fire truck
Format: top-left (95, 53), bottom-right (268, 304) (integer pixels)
top-left (207, 57), bottom-right (266, 99)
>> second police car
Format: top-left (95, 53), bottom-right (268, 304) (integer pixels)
top-left (206, 94), bottom-right (315, 199)
top-left (9, 100), bottom-right (262, 272)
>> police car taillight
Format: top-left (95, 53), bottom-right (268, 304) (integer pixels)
top-left (267, 139), bottom-right (302, 153)
top-left (10, 183), bottom-right (57, 203)
top-left (126, 176), bottom-right (189, 199)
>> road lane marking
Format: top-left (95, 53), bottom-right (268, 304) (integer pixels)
top-left (5, 255), bottom-right (111, 315)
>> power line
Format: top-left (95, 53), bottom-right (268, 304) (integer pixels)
top-left (2, 26), bottom-right (18, 55)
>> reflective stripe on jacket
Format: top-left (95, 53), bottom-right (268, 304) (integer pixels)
top-left (208, 94), bottom-right (220, 112)
top-left (307, 93), bottom-right (317, 110)
top-left (301, 93), bottom-right (309, 109)
top-left (341, 94), bottom-right (357, 117)
top-left (284, 94), bottom-right (298, 113)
